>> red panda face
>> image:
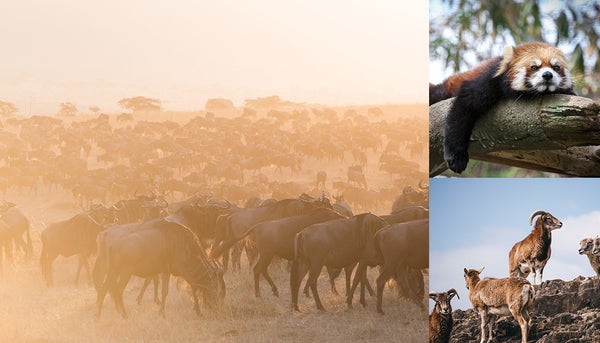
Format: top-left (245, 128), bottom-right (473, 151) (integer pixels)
top-left (498, 42), bottom-right (573, 94)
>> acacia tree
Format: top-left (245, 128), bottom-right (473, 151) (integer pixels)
top-left (89, 106), bottom-right (101, 115)
top-left (117, 96), bottom-right (162, 112)
top-left (0, 100), bottom-right (18, 117)
top-left (58, 102), bottom-right (78, 116)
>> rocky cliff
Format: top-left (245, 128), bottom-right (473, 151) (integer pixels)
top-left (449, 276), bottom-right (600, 343)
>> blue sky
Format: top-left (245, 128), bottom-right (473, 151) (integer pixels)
top-left (430, 178), bottom-right (600, 310)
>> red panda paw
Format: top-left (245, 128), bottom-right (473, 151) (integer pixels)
top-left (444, 148), bottom-right (469, 174)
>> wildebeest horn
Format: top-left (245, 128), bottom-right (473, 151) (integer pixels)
top-left (112, 200), bottom-right (126, 210)
top-left (529, 210), bottom-right (546, 225)
top-left (91, 203), bottom-right (103, 210)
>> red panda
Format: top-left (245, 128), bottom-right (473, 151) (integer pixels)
top-left (430, 42), bottom-right (576, 173)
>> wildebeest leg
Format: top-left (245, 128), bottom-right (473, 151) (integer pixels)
top-left (158, 273), bottom-right (170, 317)
top-left (327, 267), bottom-right (341, 295)
top-left (221, 248), bottom-right (230, 273)
top-left (136, 277), bottom-right (153, 304)
top-left (347, 262), bottom-right (367, 308)
top-left (290, 258), bottom-right (309, 312)
top-left (42, 252), bottom-right (58, 287)
top-left (253, 253), bottom-right (277, 297)
top-left (364, 277), bottom-right (374, 296)
top-left (376, 263), bottom-right (394, 315)
top-left (306, 264), bottom-right (325, 311)
top-left (115, 273), bottom-right (132, 319)
top-left (74, 254), bottom-right (91, 286)
top-left (231, 242), bottom-right (243, 272)
top-left (191, 286), bottom-right (201, 316)
top-left (96, 269), bottom-right (113, 319)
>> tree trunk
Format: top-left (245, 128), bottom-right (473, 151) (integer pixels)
top-left (429, 95), bottom-right (600, 176)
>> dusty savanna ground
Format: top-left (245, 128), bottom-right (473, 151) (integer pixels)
top-left (0, 104), bottom-right (428, 342)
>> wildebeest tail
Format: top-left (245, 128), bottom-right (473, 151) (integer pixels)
top-left (24, 221), bottom-right (33, 257)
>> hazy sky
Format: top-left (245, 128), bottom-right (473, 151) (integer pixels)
top-left (1, 1), bottom-right (428, 114)
top-left (430, 178), bottom-right (600, 311)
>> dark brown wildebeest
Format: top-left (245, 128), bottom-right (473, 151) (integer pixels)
top-left (212, 197), bottom-right (331, 272)
top-left (212, 207), bottom-right (344, 297)
top-left (40, 205), bottom-right (114, 287)
top-left (291, 213), bottom-right (388, 311)
top-left (0, 204), bottom-right (32, 272)
top-left (373, 219), bottom-right (429, 314)
top-left (93, 222), bottom-right (160, 304)
top-left (96, 219), bottom-right (224, 319)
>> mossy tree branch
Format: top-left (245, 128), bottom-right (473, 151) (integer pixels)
top-left (429, 95), bottom-right (600, 176)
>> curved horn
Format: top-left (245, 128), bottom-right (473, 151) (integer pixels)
top-left (529, 210), bottom-right (546, 225)
top-left (447, 288), bottom-right (460, 300)
top-left (418, 179), bottom-right (429, 190)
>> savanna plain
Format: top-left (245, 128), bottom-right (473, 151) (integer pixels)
top-left (0, 100), bottom-right (427, 342)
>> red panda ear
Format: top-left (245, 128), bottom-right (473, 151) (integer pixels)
top-left (495, 45), bottom-right (515, 77)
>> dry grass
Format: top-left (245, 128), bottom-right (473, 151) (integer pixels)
top-left (0, 188), bottom-right (428, 343)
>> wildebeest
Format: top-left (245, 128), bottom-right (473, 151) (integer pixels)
top-left (391, 180), bottom-right (429, 212)
top-left (93, 222), bottom-right (160, 304)
top-left (0, 204), bottom-right (32, 272)
top-left (373, 219), bottom-right (429, 314)
top-left (380, 205), bottom-right (428, 224)
top-left (212, 197), bottom-right (332, 272)
top-left (315, 170), bottom-right (327, 188)
top-left (40, 205), bottom-right (114, 287)
top-left (332, 194), bottom-right (353, 217)
top-left (96, 219), bottom-right (225, 319)
top-left (112, 192), bottom-right (166, 223)
top-left (213, 207), bottom-right (344, 297)
top-left (291, 213), bottom-right (388, 311)
top-left (347, 165), bottom-right (367, 189)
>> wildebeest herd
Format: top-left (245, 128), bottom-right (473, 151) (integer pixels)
top-left (0, 191), bottom-right (428, 317)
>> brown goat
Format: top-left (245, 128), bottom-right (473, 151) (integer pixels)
top-left (464, 268), bottom-right (534, 343)
top-left (429, 288), bottom-right (459, 343)
top-left (580, 237), bottom-right (600, 277)
top-left (508, 210), bottom-right (562, 284)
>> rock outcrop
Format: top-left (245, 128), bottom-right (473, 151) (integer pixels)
top-left (449, 276), bottom-right (600, 342)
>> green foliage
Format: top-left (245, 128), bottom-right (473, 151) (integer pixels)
top-left (430, 0), bottom-right (600, 99)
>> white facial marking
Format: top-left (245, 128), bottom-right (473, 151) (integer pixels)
top-left (511, 67), bottom-right (528, 91)
top-left (550, 58), bottom-right (558, 65)
top-left (534, 59), bottom-right (542, 66)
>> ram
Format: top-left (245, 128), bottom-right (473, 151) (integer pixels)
top-left (464, 268), bottom-right (534, 343)
top-left (429, 288), bottom-right (459, 343)
top-left (508, 210), bottom-right (562, 284)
